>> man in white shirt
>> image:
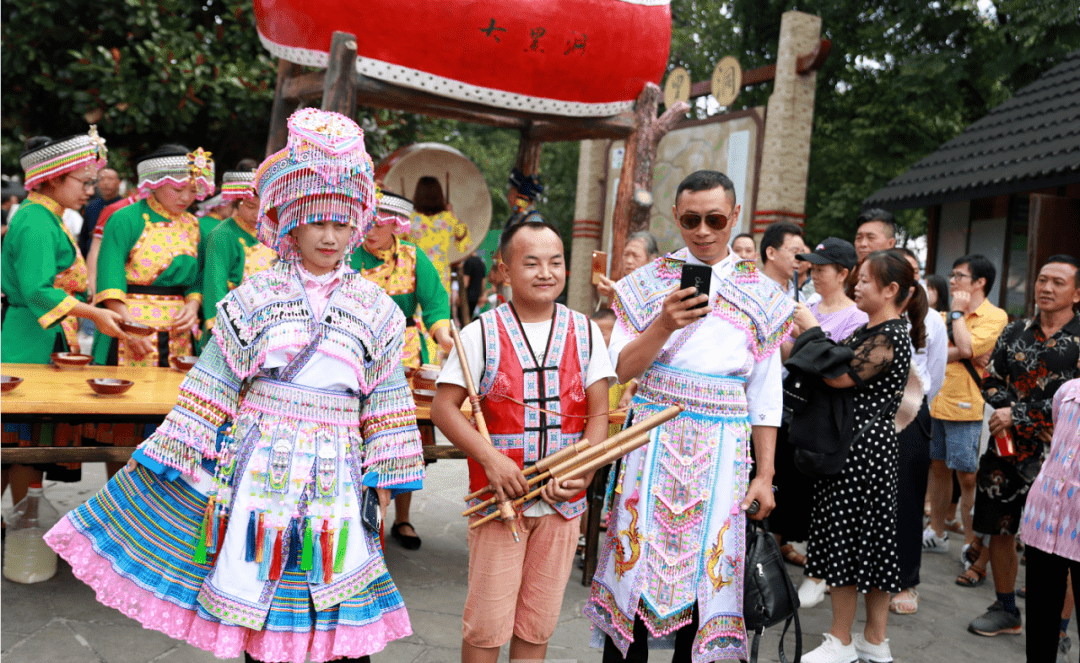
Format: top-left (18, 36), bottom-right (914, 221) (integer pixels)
top-left (434, 220), bottom-right (616, 663)
top-left (585, 170), bottom-right (795, 662)
top-left (760, 220), bottom-right (821, 306)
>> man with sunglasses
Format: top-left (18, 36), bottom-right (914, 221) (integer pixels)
top-left (586, 170), bottom-right (795, 662)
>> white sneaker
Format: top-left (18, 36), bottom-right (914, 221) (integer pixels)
top-left (799, 577), bottom-right (828, 608)
top-left (922, 527), bottom-right (949, 553)
top-left (853, 633), bottom-right (893, 662)
top-left (803, 633), bottom-right (858, 663)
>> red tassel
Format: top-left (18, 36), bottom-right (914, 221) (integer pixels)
top-left (269, 528), bottom-right (284, 581)
top-left (321, 521), bottom-right (332, 583)
top-left (255, 511), bottom-right (266, 563)
top-left (214, 513), bottom-right (227, 561)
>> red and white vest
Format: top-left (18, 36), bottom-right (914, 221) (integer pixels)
top-left (467, 303), bottom-right (592, 519)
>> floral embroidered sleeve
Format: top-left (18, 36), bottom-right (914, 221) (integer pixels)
top-left (358, 364), bottom-right (426, 492)
top-left (133, 340), bottom-right (242, 477)
top-left (847, 330), bottom-right (896, 386)
top-left (1012, 397), bottom-right (1055, 441)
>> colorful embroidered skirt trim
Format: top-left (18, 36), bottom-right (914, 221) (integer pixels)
top-left (45, 463), bottom-right (410, 662)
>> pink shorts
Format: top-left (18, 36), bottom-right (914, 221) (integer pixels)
top-left (463, 512), bottom-right (579, 647)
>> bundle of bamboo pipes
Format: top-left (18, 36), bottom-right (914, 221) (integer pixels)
top-left (463, 404), bottom-right (683, 529)
top-left (450, 321), bottom-right (522, 542)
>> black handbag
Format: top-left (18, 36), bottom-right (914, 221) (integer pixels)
top-left (783, 367), bottom-right (855, 478)
top-left (784, 368), bottom-right (901, 479)
top-left (743, 517), bottom-right (801, 663)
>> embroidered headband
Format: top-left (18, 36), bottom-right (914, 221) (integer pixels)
top-left (220, 169), bottom-right (256, 202)
top-left (136, 147), bottom-right (216, 200)
top-left (374, 190), bottom-right (414, 235)
top-left (254, 108), bottom-right (376, 262)
top-left (20, 126), bottom-right (108, 191)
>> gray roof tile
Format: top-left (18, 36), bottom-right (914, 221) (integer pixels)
top-left (865, 49), bottom-right (1080, 209)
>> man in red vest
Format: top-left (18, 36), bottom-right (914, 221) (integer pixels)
top-left (433, 218), bottom-right (616, 663)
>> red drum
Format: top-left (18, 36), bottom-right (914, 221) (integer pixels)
top-left (253, 0), bottom-right (671, 117)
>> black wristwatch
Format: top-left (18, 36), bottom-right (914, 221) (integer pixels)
top-left (950, 310), bottom-right (964, 321)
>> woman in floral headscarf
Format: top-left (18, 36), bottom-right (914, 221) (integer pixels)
top-left (47, 108), bottom-right (425, 663)
top-left (86, 144), bottom-right (217, 473)
top-left (92, 143), bottom-right (216, 368)
top-left (1, 128), bottom-right (128, 503)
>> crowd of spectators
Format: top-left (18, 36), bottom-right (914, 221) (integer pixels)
top-left (737, 210), bottom-right (1080, 663)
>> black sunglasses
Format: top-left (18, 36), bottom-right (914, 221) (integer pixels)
top-left (678, 212), bottom-right (729, 231)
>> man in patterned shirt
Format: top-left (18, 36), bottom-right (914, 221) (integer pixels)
top-left (967, 254), bottom-right (1080, 638)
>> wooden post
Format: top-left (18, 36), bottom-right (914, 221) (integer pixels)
top-left (567, 139), bottom-right (610, 314)
top-left (514, 128), bottom-right (544, 178)
top-left (265, 58), bottom-right (302, 156)
top-left (609, 83), bottom-right (689, 280)
top-left (752, 11), bottom-right (822, 236)
top-left (323, 31), bottom-right (359, 116)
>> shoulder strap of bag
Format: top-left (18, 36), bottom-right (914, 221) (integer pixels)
top-left (946, 313), bottom-right (984, 388)
top-left (961, 358), bottom-right (983, 388)
top-left (852, 388), bottom-right (903, 445)
top-left (747, 581), bottom-right (803, 663)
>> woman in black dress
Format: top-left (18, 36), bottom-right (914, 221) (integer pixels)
top-left (791, 250), bottom-right (928, 663)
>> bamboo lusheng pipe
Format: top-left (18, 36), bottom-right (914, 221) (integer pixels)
top-left (463, 404), bottom-right (684, 503)
top-left (449, 321), bottom-right (519, 542)
top-left (461, 404), bottom-right (683, 517)
top-left (468, 428), bottom-right (652, 530)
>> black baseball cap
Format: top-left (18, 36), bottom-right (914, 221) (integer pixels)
top-left (796, 237), bottom-right (858, 270)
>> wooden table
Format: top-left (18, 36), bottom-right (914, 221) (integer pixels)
top-left (2, 363), bottom-right (185, 421)
top-left (0, 363), bottom-right (463, 463)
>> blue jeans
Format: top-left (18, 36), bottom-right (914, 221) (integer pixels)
top-left (930, 418), bottom-right (982, 473)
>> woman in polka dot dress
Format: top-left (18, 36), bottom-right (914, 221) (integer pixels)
top-left (790, 250), bottom-right (928, 663)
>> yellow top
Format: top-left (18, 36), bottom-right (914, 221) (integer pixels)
top-left (930, 298), bottom-right (1009, 421)
top-left (409, 210), bottom-right (469, 292)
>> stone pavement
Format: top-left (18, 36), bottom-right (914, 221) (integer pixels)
top-left (3, 461), bottom-right (1029, 662)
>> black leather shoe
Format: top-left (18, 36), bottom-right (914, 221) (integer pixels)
top-left (391, 521), bottom-right (421, 550)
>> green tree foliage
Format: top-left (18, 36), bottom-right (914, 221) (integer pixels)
top-left (669, 0), bottom-right (1080, 245)
top-left (1, 0), bottom-right (578, 250)
top-left (2, 0), bottom-right (276, 177)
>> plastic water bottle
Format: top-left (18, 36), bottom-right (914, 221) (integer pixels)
top-left (3, 482), bottom-right (60, 583)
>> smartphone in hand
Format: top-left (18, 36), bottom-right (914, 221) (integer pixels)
top-left (361, 488), bottom-right (382, 533)
top-left (679, 263), bottom-right (712, 310)
top-left (592, 250), bottom-right (608, 285)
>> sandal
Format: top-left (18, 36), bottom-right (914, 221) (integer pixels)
top-left (956, 564), bottom-right (986, 588)
top-left (890, 589), bottom-right (919, 615)
top-left (963, 538), bottom-right (985, 567)
top-left (390, 521), bottom-right (422, 550)
top-left (1017, 586), bottom-right (1026, 599)
top-left (780, 543), bottom-right (807, 567)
